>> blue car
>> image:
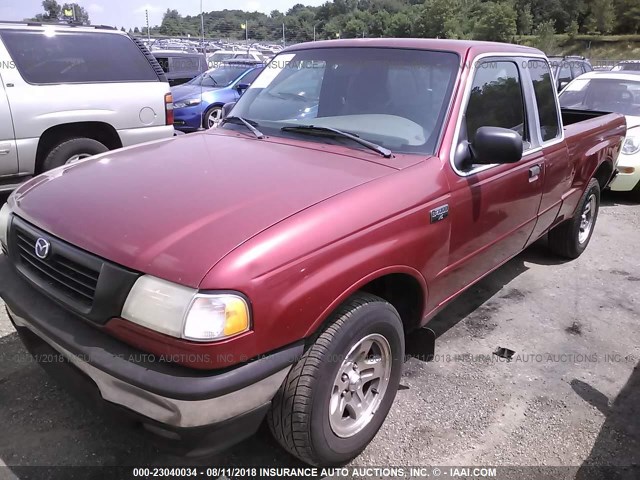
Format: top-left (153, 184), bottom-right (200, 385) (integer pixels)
top-left (172, 60), bottom-right (264, 132)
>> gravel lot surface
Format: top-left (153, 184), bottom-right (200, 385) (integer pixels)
top-left (0, 191), bottom-right (638, 479)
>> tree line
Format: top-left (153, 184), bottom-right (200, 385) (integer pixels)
top-left (26, 0), bottom-right (640, 44)
top-left (150, 0), bottom-right (640, 43)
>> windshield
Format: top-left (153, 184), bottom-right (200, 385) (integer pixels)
top-left (559, 77), bottom-right (640, 116)
top-left (187, 64), bottom-right (251, 88)
top-left (227, 48), bottom-right (459, 155)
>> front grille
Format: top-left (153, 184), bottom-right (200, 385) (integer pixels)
top-left (7, 215), bottom-right (141, 325)
top-left (15, 225), bottom-right (100, 308)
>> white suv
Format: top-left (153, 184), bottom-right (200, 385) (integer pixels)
top-left (0, 22), bottom-right (175, 192)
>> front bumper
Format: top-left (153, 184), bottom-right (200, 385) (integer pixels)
top-left (0, 255), bottom-right (301, 447)
top-left (173, 105), bottom-right (204, 132)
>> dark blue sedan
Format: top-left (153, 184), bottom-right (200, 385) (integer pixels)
top-left (172, 60), bottom-right (264, 132)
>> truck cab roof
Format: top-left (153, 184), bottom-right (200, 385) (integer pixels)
top-left (284, 38), bottom-right (544, 58)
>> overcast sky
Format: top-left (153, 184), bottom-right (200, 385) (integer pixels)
top-left (0, 0), bottom-right (326, 29)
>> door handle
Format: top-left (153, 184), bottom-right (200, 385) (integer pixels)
top-left (529, 165), bottom-right (541, 182)
top-left (0, 143), bottom-right (11, 155)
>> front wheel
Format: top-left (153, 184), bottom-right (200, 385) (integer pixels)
top-left (548, 177), bottom-right (600, 259)
top-left (203, 106), bottom-right (223, 129)
top-left (268, 292), bottom-right (404, 466)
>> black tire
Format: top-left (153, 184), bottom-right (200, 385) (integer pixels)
top-left (549, 177), bottom-right (600, 259)
top-left (42, 138), bottom-right (109, 172)
top-left (268, 292), bottom-right (404, 466)
top-left (202, 105), bottom-right (223, 129)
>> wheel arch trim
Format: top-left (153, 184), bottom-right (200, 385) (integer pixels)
top-left (302, 265), bottom-right (428, 339)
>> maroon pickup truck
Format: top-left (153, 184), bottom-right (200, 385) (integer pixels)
top-left (0, 39), bottom-right (626, 465)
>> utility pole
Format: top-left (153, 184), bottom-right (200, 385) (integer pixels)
top-left (313, 25), bottom-right (316, 41)
top-left (246, 19), bottom-right (249, 47)
top-left (200, 0), bottom-right (205, 47)
top-left (146, 9), bottom-right (150, 42)
top-left (282, 23), bottom-right (285, 48)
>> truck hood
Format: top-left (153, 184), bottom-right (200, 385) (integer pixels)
top-left (11, 132), bottom-right (396, 287)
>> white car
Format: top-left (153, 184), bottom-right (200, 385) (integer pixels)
top-left (207, 50), bottom-right (237, 66)
top-left (560, 71), bottom-right (640, 193)
top-left (0, 22), bottom-right (175, 193)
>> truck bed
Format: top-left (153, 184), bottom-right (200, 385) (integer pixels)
top-left (559, 109), bottom-right (626, 220)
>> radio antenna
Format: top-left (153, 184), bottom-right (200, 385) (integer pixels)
top-left (198, 0), bottom-right (206, 131)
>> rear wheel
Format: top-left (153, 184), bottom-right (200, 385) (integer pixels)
top-left (268, 292), bottom-right (404, 466)
top-left (548, 177), bottom-right (600, 259)
top-left (42, 138), bottom-right (109, 172)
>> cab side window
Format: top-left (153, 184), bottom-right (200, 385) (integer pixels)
top-left (528, 60), bottom-right (561, 142)
top-left (465, 61), bottom-right (526, 144)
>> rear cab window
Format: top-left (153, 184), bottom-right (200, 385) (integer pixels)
top-left (0, 29), bottom-right (159, 84)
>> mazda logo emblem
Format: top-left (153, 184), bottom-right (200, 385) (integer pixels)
top-left (34, 238), bottom-right (51, 260)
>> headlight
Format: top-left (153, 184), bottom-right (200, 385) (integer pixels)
top-left (622, 136), bottom-right (640, 155)
top-left (0, 203), bottom-right (12, 252)
top-left (173, 98), bottom-right (202, 108)
top-left (122, 275), bottom-right (250, 342)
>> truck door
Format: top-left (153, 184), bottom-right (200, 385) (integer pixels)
top-left (0, 70), bottom-right (18, 176)
top-left (525, 59), bottom-right (569, 242)
top-left (430, 58), bottom-right (544, 307)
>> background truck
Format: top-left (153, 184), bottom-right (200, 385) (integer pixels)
top-left (0, 38), bottom-right (626, 466)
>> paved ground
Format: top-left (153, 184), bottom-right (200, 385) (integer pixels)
top-left (0, 191), bottom-right (638, 478)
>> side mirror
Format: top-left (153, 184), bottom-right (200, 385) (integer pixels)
top-left (559, 81), bottom-right (569, 90)
top-left (469, 127), bottom-right (523, 165)
top-left (235, 83), bottom-right (250, 94)
top-left (221, 102), bottom-right (236, 120)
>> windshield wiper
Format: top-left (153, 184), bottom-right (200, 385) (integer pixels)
top-left (221, 116), bottom-right (265, 139)
top-left (281, 125), bottom-right (392, 158)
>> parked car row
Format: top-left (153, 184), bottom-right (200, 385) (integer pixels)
top-left (548, 55), bottom-right (593, 91)
top-left (152, 50), bottom-right (208, 86)
top-left (171, 60), bottom-right (264, 132)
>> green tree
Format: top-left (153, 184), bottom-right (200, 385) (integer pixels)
top-left (583, 0), bottom-right (616, 34)
top-left (517, 3), bottom-right (534, 35)
top-left (566, 20), bottom-right (579, 37)
top-left (614, 0), bottom-right (640, 33)
top-left (532, 19), bottom-right (557, 53)
top-left (159, 9), bottom-right (184, 36)
top-left (41, 0), bottom-right (61, 20)
top-left (386, 11), bottom-right (413, 37)
top-left (415, 0), bottom-right (458, 38)
top-left (473, 1), bottom-right (517, 42)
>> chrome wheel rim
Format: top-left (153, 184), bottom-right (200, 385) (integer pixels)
top-left (578, 194), bottom-right (596, 244)
top-left (329, 333), bottom-right (392, 438)
top-left (207, 108), bottom-right (222, 128)
top-left (65, 153), bottom-right (92, 165)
